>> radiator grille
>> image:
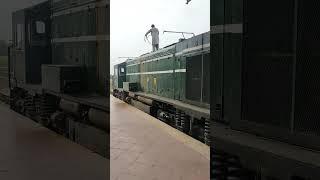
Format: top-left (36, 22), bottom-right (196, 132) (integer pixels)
top-left (294, 0), bottom-right (320, 135)
top-left (242, 55), bottom-right (293, 128)
top-left (202, 53), bottom-right (210, 104)
top-left (241, 0), bottom-right (295, 129)
top-left (186, 55), bottom-right (202, 101)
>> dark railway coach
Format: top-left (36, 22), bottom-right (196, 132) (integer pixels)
top-left (9, 0), bottom-right (109, 158)
top-left (113, 32), bottom-right (210, 145)
top-left (211, 0), bottom-right (320, 179)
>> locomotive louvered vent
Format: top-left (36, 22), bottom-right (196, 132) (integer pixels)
top-left (241, 0), bottom-right (295, 128)
top-left (204, 32), bottom-right (210, 44)
top-left (176, 39), bottom-right (188, 52)
top-left (186, 55), bottom-right (202, 101)
top-left (176, 33), bottom-right (205, 53)
top-left (202, 53), bottom-right (210, 104)
top-left (187, 34), bottom-right (203, 49)
top-left (294, 0), bottom-right (320, 135)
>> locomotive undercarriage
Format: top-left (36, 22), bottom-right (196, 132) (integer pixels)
top-left (210, 149), bottom-right (315, 180)
top-left (10, 87), bottom-right (108, 157)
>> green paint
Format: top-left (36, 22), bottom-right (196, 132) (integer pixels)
top-left (116, 32), bottom-right (210, 106)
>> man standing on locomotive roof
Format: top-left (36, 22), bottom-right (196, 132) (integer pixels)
top-left (145, 24), bottom-right (159, 52)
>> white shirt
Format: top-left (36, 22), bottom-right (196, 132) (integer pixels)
top-left (145, 27), bottom-right (159, 45)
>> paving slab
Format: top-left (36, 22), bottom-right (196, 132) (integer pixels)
top-left (0, 102), bottom-right (108, 180)
top-left (110, 96), bottom-right (209, 180)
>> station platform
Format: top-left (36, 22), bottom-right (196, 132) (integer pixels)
top-left (110, 96), bottom-right (209, 180)
top-left (0, 102), bottom-right (108, 180)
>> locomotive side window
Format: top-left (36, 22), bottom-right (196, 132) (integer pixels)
top-left (16, 24), bottom-right (24, 49)
top-left (35, 21), bottom-right (46, 34)
top-left (120, 67), bottom-right (125, 73)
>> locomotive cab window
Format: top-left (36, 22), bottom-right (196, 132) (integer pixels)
top-left (35, 21), bottom-right (46, 34)
top-left (16, 24), bottom-right (24, 49)
top-left (120, 67), bottom-right (125, 74)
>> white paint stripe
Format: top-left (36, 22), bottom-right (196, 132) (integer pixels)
top-left (203, 43), bottom-right (210, 49)
top-left (126, 63), bottom-right (139, 67)
top-left (127, 69), bottom-right (186, 76)
top-left (211, 25), bottom-right (223, 34)
top-left (211, 24), bottom-right (243, 34)
top-left (143, 54), bottom-right (174, 64)
top-left (174, 69), bottom-right (186, 73)
top-left (127, 70), bottom-right (173, 75)
top-left (175, 43), bottom-right (210, 56)
top-left (52, 35), bottom-right (109, 43)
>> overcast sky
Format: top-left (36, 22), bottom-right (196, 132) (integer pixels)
top-left (110, 0), bottom-right (210, 73)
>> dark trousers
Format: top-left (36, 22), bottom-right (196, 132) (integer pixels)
top-left (152, 44), bottom-right (159, 52)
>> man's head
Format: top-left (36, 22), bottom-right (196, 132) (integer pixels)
top-left (151, 24), bottom-right (155, 28)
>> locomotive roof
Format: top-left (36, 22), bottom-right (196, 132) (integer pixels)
top-left (13, 0), bottom-right (104, 14)
top-left (13, 0), bottom-right (49, 13)
top-left (125, 31), bottom-right (210, 65)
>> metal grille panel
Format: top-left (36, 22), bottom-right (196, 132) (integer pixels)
top-left (202, 53), bottom-right (210, 104)
top-left (241, 0), bottom-right (295, 128)
top-left (186, 55), bottom-right (202, 101)
top-left (294, 0), bottom-right (320, 135)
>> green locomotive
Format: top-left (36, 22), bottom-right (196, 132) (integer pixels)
top-left (9, 0), bottom-right (109, 157)
top-left (113, 32), bottom-right (210, 144)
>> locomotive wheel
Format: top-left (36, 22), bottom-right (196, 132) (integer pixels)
top-left (180, 112), bottom-right (190, 133)
top-left (39, 94), bottom-right (56, 127)
top-left (10, 89), bottom-right (17, 111)
top-left (204, 118), bottom-right (210, 145)
top-left (175, 110), bottom-right (181, 129)
top-left (211, 148), bottom-right (263, 180)
top-left (211, 149), bottom-right (243, 180)
top-left (24, 94), bottom-right (36, 119)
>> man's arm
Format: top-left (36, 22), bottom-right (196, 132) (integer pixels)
top-left (145, 29), bottom-right (151, 37)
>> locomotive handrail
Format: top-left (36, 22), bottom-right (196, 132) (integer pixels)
top-left (163, 30), bottom-right (195, 38)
